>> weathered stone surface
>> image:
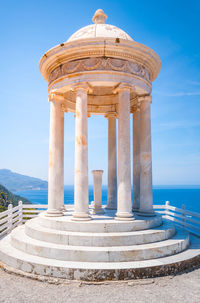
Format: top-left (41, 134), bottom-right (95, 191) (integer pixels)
top-left (73, 86), bottom-right (91, 221)
top-left (37, 210), bottom-right (163, 232)
top-left (49, 58), bottom-right (151, 84)
top-left (91, 170), bottom-right (104, 214)
top-left (106, 114), bottom-right (117, 210)
top-left (46, 100), bottom-right (64, 217)
top-left (132, 108), bottom-right (140, 211)
top-left (0, 234), bottom-right (199, 281)
top-left (10, 226), bottom-right (189, 262)
top-left (116, 87), bottom-right (133, 220)
top-left (25, 218), bottom-right (175, 246)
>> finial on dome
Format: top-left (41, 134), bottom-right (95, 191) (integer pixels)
top-left (92, 9), bottom-right (107, 24)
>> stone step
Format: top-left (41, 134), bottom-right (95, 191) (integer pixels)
top-left (10, 226), bottom-right (189, 262)
top-left (0, 234), bottom-right (199, 281)
top-left (37, 211), bottom-right (163, 233)
top-left (25, 218), bottom-right (176, 246)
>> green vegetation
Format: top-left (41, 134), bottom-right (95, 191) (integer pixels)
top-left (0, 184), bottom-right (30, 212)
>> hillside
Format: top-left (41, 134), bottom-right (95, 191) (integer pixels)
top-left (0, 169), bottom-right (48, 192)
top-left (0, 184), bottom-right (30, 212)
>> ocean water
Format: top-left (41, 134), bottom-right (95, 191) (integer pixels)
top-left (16, 185), bottom-right (200, 213)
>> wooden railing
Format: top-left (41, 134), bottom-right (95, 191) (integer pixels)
top-left (22, 204), bottom-right (47, 223)
top-left (153, 201), bottom-right (200, 237)
top-left (0, 201), bottom-right (200, 238)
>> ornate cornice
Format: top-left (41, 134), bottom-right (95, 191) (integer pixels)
top-left (39, 38), bottom-right (161, 83)
top-left (49, 57), bottom-right (150, 85)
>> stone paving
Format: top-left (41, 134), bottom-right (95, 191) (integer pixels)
top-left (0, 267), bottom-right (199, 303)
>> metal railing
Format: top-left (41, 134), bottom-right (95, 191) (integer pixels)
top-left (0, 201), bottom-right (200, 238)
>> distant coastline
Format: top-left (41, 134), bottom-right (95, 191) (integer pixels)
top-left (0, 169), bottom-right (48, 192)
top-left (1, 169), bottom-right (199, 213)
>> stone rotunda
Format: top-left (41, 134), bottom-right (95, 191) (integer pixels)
top-left (41, 8), bottom-right (161, 220)
top-left (0, 9), bottom-right (199, 281)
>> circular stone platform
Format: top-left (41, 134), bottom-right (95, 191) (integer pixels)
top-left (0, 207), bottom-right (200, 281)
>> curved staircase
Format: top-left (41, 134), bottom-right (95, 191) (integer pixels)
top-left (0, 208), bottom-right (200, 281)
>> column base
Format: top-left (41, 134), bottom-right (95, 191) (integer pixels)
top-left (90, 208), bottom-right (105, 215)
top-left (106, 206), bottom-right (117, 210)
top-left (60, 205), bottom-right (67, 212)
top-left (106, 203), bottom-right (117, 210)
top-left (115, 212), bottom-right (134, 221)
top-left (132, 207), bottom-right (140, 212)
top-left (45, 209), bottom-right (64, 217)
top-left (137, 210), bottom-right (156, 217)
top-left (72, 212), bottom-right (91, 221)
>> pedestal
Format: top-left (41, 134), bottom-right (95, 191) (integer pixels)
top-left (91, 170), bottom-right (104, 214)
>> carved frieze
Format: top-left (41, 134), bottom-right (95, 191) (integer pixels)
top-left (49, 57), bottom-right (150, 84)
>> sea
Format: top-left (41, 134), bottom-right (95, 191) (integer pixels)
top-left (16, 185), bottom-right (200, 213)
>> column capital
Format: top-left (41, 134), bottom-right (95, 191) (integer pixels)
top-left (48, 91), bottom-right (64, 103)
top-left (71, 82), bottom-right (93, 94)
top-left (104, 112), bottom-right (118, 119)
top-left (92, 169), bottom-right (104, 176)
top-left (113, 83), bottom-right (133, 94)
top-left (130, 104), bottom-right (140, 114)
top-left (138, 95), bottom-right (152, 104)
top-left (74, 112), bottom-right (91, 118)
top-left (61, 104), bottom-right (68, 112)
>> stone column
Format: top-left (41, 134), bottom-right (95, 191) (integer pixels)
top-left (105, 113), bottom-right (117, 210)
top-left (46, 96), bottom-right (64, 217)
top-left (132, 106), bottom-right (140, 211)
top-left (138, 96), bottom-right (155, 216)
top-left (73, 85), bottom-right (91, 221)
top-left (60, 106), bottom-right (65, 212)
top-left (91, 170), bottom-right (104, 214)
top-left (115, 85), bottom-right (133, 221)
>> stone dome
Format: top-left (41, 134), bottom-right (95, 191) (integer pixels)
top-left (67, 9), bottom-right (133, 42)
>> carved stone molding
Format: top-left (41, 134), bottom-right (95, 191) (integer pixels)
top-left (48, 91), bottom-right (64, 103)
top-left (131, 105), bottom-right (140, 113)
top-left (104, 112), bottom-right (118, 119)
top-left (49, 57), bottom-right (150, 84)
top-left (138, 95), bottom-right (152, 104)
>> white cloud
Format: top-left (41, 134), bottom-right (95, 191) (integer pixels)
top-left (152, 120), bottom-right (200, 132)
top-left (187, 80), bottom-right (200, 86)
top-left (154, 90), bottom-right (200, 97)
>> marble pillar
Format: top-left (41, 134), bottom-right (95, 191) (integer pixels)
top-left (46, 99), bottom-right (64, 217)
top-left (115, 86), bottom-right (134, 221)
top-left (138, 96), bottom-right (155, 216)
top-left (106, 113), bottom-right (117, 209)
top-left (91, 170), bottom-right (104, 214)
top-left (60, 107), bottom-right (65, 212)
top-left (132, 107), bottom-right (140, 211)
top-left (73, 85), bottom-right (91, 221)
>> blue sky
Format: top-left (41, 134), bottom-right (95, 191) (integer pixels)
top-left (0, 0), bottom-right (200, 185)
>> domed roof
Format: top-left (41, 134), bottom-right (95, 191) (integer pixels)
top-left (67, 9), bottom-right (133, 42)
